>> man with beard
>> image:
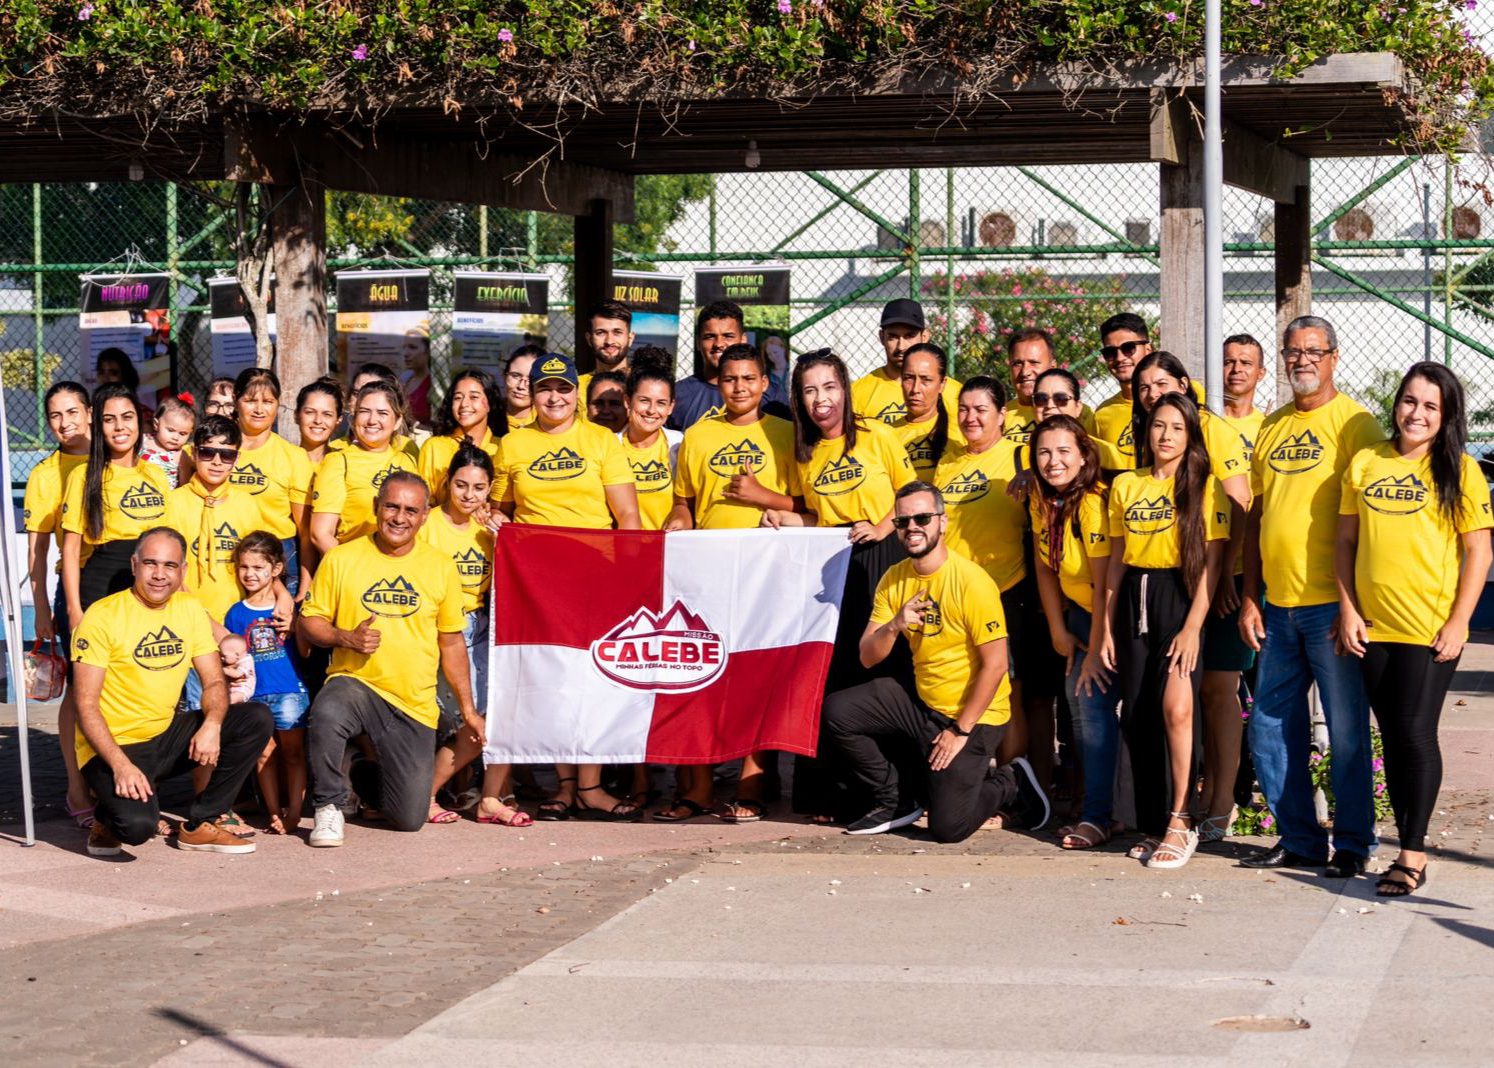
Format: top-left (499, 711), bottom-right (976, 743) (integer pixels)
top-left (821, 482), bottom-right (1050, 843)
top-left (577, 301), bottom-right (635, 405)
top-left (851, 300), bottom-right (962, 426)
top-left (669, 300), bottom-right (789, 430)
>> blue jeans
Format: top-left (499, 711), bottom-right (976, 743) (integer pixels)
top-left (1065, 606), bottom-right (1121, 828)
top-left (437, 605), bottom-right (490, 732)
top-left (1248, 600), bottom-right (1376, 857)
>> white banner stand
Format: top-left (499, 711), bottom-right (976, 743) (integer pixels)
top-left (0, 382), bottom-right (37, 846)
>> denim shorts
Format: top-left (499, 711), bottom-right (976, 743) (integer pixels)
top-left (437, 606), bottom-right (490, 736)
top-left (264, 690), bottom-right (310, 731)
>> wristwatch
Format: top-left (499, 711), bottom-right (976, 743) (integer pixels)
top-left (945, 720), bottom-right (970, 737)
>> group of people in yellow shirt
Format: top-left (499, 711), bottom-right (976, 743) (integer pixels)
top-left (26, 297), bottom-right (1490, 894)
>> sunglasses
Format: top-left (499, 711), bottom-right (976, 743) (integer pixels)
top-left (196, 446), bottom-right (239, 463)
top-left (1100, 340), bottom-right (1147, 361)
top-left (1033, 392), bottom-right (1074, 407)
top-left (892, 512), bottom-right (942, 530)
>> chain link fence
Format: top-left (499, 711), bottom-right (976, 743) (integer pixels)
top-left (3, 156), bottom-right (1494, 486)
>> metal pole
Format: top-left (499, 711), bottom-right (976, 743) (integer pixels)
top-left (32, 185), bottom-right (44, 433)
top-left (1203, 0), bottom-right (1224, 414)
top-left (478, 205), bottom-right (489, 262)
top-left (708, 176), bottom-right (718, 265)
top-left (945, 167), bottom-right (956, 371)
top-left (908, 169), bottom-right (921, 301)
top-left (1444, 159), bottom-right (1454, 365)
top-left (166, 183), bottom-right (179, 347)
top-left (525, 211), bottom-right (538, 271)
top-left (1423, 182), bottom-right (1433, 361)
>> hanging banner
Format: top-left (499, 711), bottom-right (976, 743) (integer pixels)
top-left (450, 272), bottom-right (549, 375)
top-left (612, 270), bottom-right (682, 357)
top-left (694, 265), bottom-right (792, 381)
top-left (334, 269), bottom-right (431, 385)
top-left (78, 273), bottom-right (173, 397)
top-left (208, 277), bottom-right (277, 381)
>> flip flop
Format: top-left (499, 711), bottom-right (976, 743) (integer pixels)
top-left (475, 802), bottom-right (534, 828)
top-left (717, 799), bottom-right (765, 824)
top-left (653, 798), bottom-right (711, 823)
top-left (1060, 820), bottom-right (1112, 850)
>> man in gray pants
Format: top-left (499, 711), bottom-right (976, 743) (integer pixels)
top-left (299, 472), bottom-right (478, 845)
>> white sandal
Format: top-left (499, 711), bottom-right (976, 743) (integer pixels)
top-left (1146, 813), bottom-right (1199, 870)
top-left (1198, 811), bottom-right (1233, 843)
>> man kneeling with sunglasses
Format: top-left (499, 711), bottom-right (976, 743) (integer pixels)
top-left (822, 481), bottom-right (1050, 841)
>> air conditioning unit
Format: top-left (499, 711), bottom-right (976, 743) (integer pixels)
top-left (917, 219), bottom-right (947, 248)
top-left (1048, 220), bottom-right (1079, 247)
top-left (1333, 207), bottom-right (1375, 242)
top-left (1451, 205), bottom-right (1483, 241)
top-left (975, 210), bottom-right (1019, 248)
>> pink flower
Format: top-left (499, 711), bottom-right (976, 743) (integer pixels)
top-left (1011, 284), bottom-right (1023, 296)
top-left (1249, 0), bottom-right (1263, 6)
top-left (1165, 11), bottom-right (1179, 21)
top-left (1466, 0), bottom-right (1477, 10)
top-left (1372, 757), bottom-right (1384, 771)
top-left (1262, 814), bottom-right (1274, 828)
top-left (498, 28), bottom-right (514, 43)
top-left (350, 44), bottom-right (368, 61)
top-left (777, 0), bottom-right (792, 12)
top-left (77, 2), bottom-right (94, 19)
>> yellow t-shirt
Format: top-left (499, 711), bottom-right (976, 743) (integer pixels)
top-left (797, 419), bottom-right (916, 527)
top-left (164, 480), bottom-right (265, 622)
top-left (416, 508), bottom-right (494, 615)
top-left (617, 430), bottom-right (678, 531)
top-left (1252, 394), bottom-right (1385, 607)
top-left (1199, 410), bottom-right (1249, 484)
top-left (890, 413), bottom-right (967, 478)
top-left (870, 551), bottom-right (1012, 726)
top-left (1108, 469), bottom-right (1230, 570)
top-left (1002, 403), bottom-right (1097, 446)
top-left (675, 414), bottom-right (801, 530)
top-left (850, 368), bottom-right (964, 426)
top-left (328, 433), bottom-right (420, 463)
top-left (1340, 443), bottom-right (1492, 645)
top-left (312, 445), bottom-right (420, 544)
top-left (1219, 409), bottom-right (1266, 466)
top-left (417, 428), bottom-right (502, 505)
top-left (933, 438), bottom-right (1028, 592)
top-left (60, 460), bottom-right (172, 546)
top-left (24, 450), bottom-right (88, 536)
top-left (506, 407), bottom-right (537, 429)
top-left (1091, 382), bottom-right (1206, 469)
top-left (1029, 488), bottom-right (1110, 613)
top-left (70, 589), bottom-right (217, 766)
top-left (493, 419), bottom-right (633, 529)
top-left (301, 535), bottom-right (465, 728)
top-left (230, 432), bottom-right (314, 541)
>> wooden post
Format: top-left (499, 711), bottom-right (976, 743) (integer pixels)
top-left (1158, 139), bottom-right (1205, 380)
top-left (572, 198), bottom-right (614, 372)
top-left (269, 180), bottom-right (327, 438)
top-left (1273, 183), bottom-right (1312, 407)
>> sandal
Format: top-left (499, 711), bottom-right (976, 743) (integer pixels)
top-left (1128, 836), bottom-right (1160, 861)
top-left (66, 799), bottom-right (96, 830)
top-left (427, 800), bottom-right (460, 825)
top-left (214, 812), bottom-right (255, 838)
top-left (575, 785), bottom-right (642, 823)
top-left (1061, 820), bottom-right (1112, 850)
top-left (1146, 814), bottom-right (1199, 870)
top-left (717, 798), bottom-right (766, 824)
top-left (265, 813), bottom-right (288, 835)
top-left (1198, 812), bottom-right (1234, 843)
top-left (536, 776), bottom-right (577, 822)
top-left (1376, 862), bottom-right (1427, 898)
top-left (475, 798), bottom-right (534, 827)
top-left (653, 798), bottom-right (712, 823)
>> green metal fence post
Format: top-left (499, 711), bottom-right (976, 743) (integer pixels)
top-left (526, 211), bottom-right (538, 270)
top-left (709, 176), bottom-right (718, 264)
top-left (166, 183), bottom-right (179, 347)
top-left (1444, 160), bottom-right (1453, 365)
top-left (908, 168), bottom-right (921, 300)
top-left (945, 167), bottom-right (956, 370)
top-left (478, 205), bottom-right (489, 262)
top-left (32, 184), bottom-right (44, 433)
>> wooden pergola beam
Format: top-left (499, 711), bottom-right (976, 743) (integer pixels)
top-left (1150, 90), bottom-right (1308, 204)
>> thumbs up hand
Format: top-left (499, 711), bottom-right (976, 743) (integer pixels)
top-left (344, 614), bottom-right (382, 654)
top-left (724, 457), bottom-right (766, 505)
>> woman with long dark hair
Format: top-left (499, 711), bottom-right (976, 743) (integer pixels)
top-left (764, 349), bottom-right (916, 821)
top-left (232, 367), bottom-right (315, 595)
top-left (1098, 392), bottom-right (1229, 869)
top-left (891, 343), bottom-right (962, 477)
top-left (1022, 415), bottom-right (1123, 849)
top-left (310, 380), bottom-right (420, 553)
top-left (418, 367), bottom-right (507, 503)
top-left (1337, 362), bottom-right (1492, 897)
top-left (295, 377), bottom-right (343, 470)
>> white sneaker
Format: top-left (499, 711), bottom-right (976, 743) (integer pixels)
top-left (310, 804), bottom-right (345, 848)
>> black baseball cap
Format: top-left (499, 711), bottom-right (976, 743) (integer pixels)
top-left (880, 299), bottom-right (926, 331)
top-left (530, 353), bottom-right (579, 387)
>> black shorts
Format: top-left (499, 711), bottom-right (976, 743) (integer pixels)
top-left (999, 573), bottom-right (1064, 700)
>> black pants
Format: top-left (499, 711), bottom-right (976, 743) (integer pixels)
top-left (1361, 642), bottom-right (1458, 852)
top-left (84, 704), bottom-right (273, 845)
top-left (308, 676), bottom-right (435, 832)
top-left (78, 539), bottom-right (139, 614)
top-left (1113, 567), bottom-right (1201, 836)
top-left (824, 677), bottom-right (1020, 844)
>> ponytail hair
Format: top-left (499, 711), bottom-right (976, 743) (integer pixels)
top-left (1140, 391), bottom-right (1211, 592)
top-left (903, 342), bottom-right (952, 465)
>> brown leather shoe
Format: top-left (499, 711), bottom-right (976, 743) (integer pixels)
top-left (176, 820), bottom-right (256, 854)
top-left (86, 822), bottom-right (122, 857)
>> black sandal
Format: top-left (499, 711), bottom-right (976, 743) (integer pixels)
top-left (576, 785), bottom-right (642, 823)
top-left (1376, 862), bottom-right (1427, 897)
top-left (653, 797), bottom-right (711, 822)
top-left (536, 776), bottom-right (578, 822)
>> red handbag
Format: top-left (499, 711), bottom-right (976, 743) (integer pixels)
top-left (24, 638), bottom-right (66, 702)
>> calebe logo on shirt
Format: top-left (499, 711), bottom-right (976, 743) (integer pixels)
top-left (369, 463), bottom-right (404, 490)
top-left (118, 482), bottom-right (166, 520)
top-left (708, 439), bottom-right (766, 477)
top-left (1124, 495), bottom-right (1176, 534)
top-left (1267, 429), bottom-right (1325, 474)
top-left (813, 453), bottom-right (866, 495)
top-left (904, 433), bottom-right (939, 471)
top-left (231, 463), bottom-right (269, 494)
top-left (1363, 472), bottom-right (1428, 515)
top-left (361, 576), bottom-right (421, 618)
top-left (908, 596), bottom-right (943, 637)
top-left (1116, 423), bottom-right (1135, 457)
top-left (630, 459), bottom-right (671, 491)
top-left (528, 448), bottom-right (588, 481)
top-left (941, 470), bottom-right (989, 504)
top-left (452, 547), bottom-right (491, 588)
top-left (874, 402), bottom-right (906, 424)
top-left (133, 626), bottom-right (186, 670)
top-left (1006, 418), bottom-right (1035, 444)
top-left (190, 521), bottom-right (242, 563)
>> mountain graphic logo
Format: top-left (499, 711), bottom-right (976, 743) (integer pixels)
top-left (1116, 422), bottom-right (1135, 456)
top-left (1006, 416), bottom-right (1036, 444)
top-left (591, 599), bottom-right (727, 693)
top-left (133, 625), bottom-right (186, 670)
top-left (540, 356), bottom-right (568, 376)
top-left (940, 469), bottom-right (990, 504)
top-left (369, 463), bottom-right (404, 490)
top-left (528, 447), bottom-right (587, 481)
top-left (452, 546), bottom-right (491, 586)
top-left (118, 482), bottom-right (166, 519)
top-left (1238, 432), bottom-right (1256, 462)
top-left (361, 575), bottom-right (421, 618)
top-left (1267, 428), bottom-right (1325, 474)
top-left (1124, 494), bottom-right (1176, 534)
top-left (813, 452), bottom-right (866, 495)
top-left (230, 462), bottom-right (268, 493)
top-left (907, 595), bottom-right (943, 637)
top-left (700, 403), bottom-right (726, 422)
top-left (874, 401), bottom-right (907, 424)
top-left (708, 439), bottom-right (767, 477)
top-left (630, 459), bottom-right (672, 490)
top-left (1363, 472), bottom-right (1429, 516)
top-left (903, 432), bottom-right (938, 471)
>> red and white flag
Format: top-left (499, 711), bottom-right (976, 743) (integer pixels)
top-left (484, 526), bottom-right (851, 765)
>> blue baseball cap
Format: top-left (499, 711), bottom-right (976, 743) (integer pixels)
top-left (530, 352), bottom-right (579, 387)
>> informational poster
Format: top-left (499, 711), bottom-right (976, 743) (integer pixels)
top-left (695, 265), bottom-right (792, 381)
top-left (612, 270), bottom-right (682, 357)
top-left (333, 269), bottom-right (431, 384)
top-left (78, 273), bottom-right (173, 397)
top-left (450, 272), bottom-right (548, 375)
top-left (208, 276), bottom-right (277, 380)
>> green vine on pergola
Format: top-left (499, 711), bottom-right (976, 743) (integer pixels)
top-left (0, 1), bottom-right (1489, 156)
